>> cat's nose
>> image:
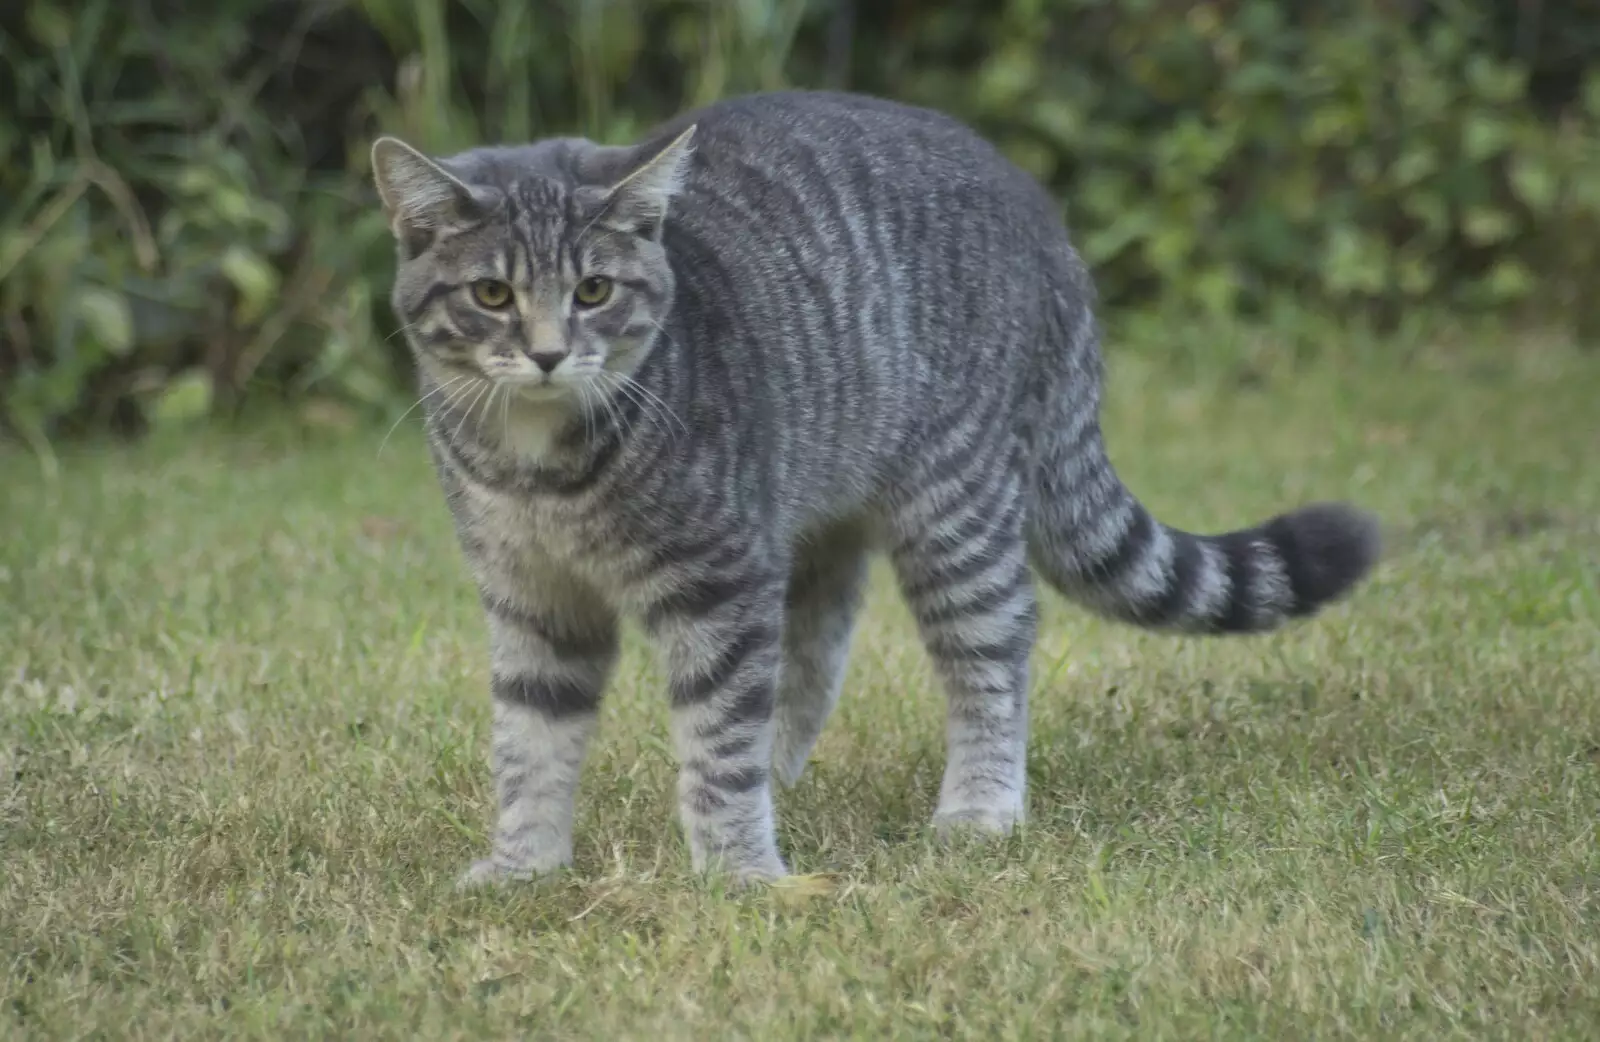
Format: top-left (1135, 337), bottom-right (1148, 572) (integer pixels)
top-left (529, 351), bottom-right (566, 374)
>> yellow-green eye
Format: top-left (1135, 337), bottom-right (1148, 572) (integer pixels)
top-left (471, 279), bottom-right (512, 309)
top-left (573, 276), bottom-right (613, 309)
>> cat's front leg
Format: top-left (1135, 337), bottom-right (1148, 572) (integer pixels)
top-left (457, 588), bottom-right (618, 888)
top-left (646, 565), bottom-right (789, 884)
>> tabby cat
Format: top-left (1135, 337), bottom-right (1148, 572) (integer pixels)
top-left (370, 90), bottom-right (1379, 886)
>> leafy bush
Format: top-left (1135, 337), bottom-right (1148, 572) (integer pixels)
top-left (0, 1), bottom-right (400, 450)
top-left (858, 0), bottom-right (1600, 323)
top-left (1, 0), bottom-right (1595, 444)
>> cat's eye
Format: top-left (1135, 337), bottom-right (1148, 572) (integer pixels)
top-left (471, 279), bottom-right (512, 309)
top-left (573, 276), bottom-right (613, 309)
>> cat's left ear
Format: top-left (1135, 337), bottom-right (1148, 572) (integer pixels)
top-left (600, 125), bottom-right (698, 239)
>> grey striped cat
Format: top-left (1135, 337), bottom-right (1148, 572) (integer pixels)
top-left (370, 90), bottom-right (1379, 887)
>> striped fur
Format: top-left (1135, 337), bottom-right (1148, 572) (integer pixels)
top-left (372, 91), bottom-right (1380, 886)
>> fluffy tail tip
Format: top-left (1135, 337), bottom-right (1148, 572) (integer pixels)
top-left (1271, 501), bottom-right (1383, 616)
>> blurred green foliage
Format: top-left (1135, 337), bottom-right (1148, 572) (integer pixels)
top-left (880, 1), bottom-right (1600, 328)
top-left (2, 0), bottom-right (1596, 443)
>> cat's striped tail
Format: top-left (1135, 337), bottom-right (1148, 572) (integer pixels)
top-left (1025, 428), bottom-right (1381, 635)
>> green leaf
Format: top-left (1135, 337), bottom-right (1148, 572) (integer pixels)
top-left (75, 287), bottom-right (134, 356)
top-left (1402, 192), bottom-right (1451, 236)
top-left (1462, 206), bottom-right (1517, 246)
top-left (1396, 253), bottom-right (1437, 297)
top-left (1029, 98), bottom-right (1084, 149)
top-left (1322, 226), bottom-right (1389, 297)
top-left (1584, 72), bottom-right (1600, 118)
top-left (1148, 224), bottom-right (1198, 275)
top-left (1000, 138), bottom-right (1055, 181)
top-left (220, 246), bottom-right (281, 326)
top-left (1228, 62), bottom-right (1289, 97)
top-left (1306, 105), bottom-right (1356, 146)
top-left (24, 3), bottom-right (72, 48)
top-left (1508, 155), bottom-right (1559, 214)
top-left (1465, 55), bottom-right (1525, 104)
top-left (150, 370), bottom-right (214, 427)
top-left (1483, 259), bottom-right (1535, 301)
top-left (1391, 146), bottom-right (1438, 189)
top-left (1191, 266), bottom-right (1238, 317)
top-left (1462, 115), bottom-right (1512, 162)
top-left (976, 45), bottom-right (1038, 111)
top-left (1082, 212), bottom-right (1155, 264)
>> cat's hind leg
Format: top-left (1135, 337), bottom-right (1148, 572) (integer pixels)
top-left (772, 524), bottom-right (870, 787)
top-left (888, 454), bottom-right (1036, 836)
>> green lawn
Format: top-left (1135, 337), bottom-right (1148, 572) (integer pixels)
top-left (3, 325), bottom-right (1598, 1039)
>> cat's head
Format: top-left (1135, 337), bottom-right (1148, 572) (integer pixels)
top-left (370, 126), bottom-right (696, 405)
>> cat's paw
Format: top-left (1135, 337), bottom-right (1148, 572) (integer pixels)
top-left (690, 847), bottom-right (789, 889)
top-left (931, 803), bottom-right (1025, 840)
top-left (732, 856), bottom-right (789, 888)
top-left (454, 852), bottom-right (566, 890)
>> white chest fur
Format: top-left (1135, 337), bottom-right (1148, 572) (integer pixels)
top-left (496, 400), bottom-right (573, 464)
top-left (456, 452), bottom-right (659, 615)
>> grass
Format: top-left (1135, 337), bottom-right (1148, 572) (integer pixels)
top-left (3, 321), bottom-right (1598, 1039)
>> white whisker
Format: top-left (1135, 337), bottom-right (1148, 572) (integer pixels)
top-left (385, 317), bottom-right (431, 344)
top-left (615, 367), bottom-right (686, 438)
top-left (451, 379), bottom-right (493, 445)
top-left (596, 369), bottom-right (679, 458)
top-left (498, 381), bottom-right (512, 450)
top-left (595, 373), bottom-right (628, 445)
top-left (377, 373), bottom-right (472, 459)
top-left (437, 379), bottom-right (480, 426)
top-left (577, 379), bottom-right (597, 448)
top-left (593, 370), bottom-right (645, 441)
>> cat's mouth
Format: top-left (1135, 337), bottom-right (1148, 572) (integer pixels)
top-left (476, 366), bottom-right (567, 396)
top-left (493, 375), bottom-right (576, 406)
top-left (511, 381), bottom-right (566, 400)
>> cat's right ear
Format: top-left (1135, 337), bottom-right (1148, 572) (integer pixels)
top-left (371, 137), bottom-right (493, 253)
